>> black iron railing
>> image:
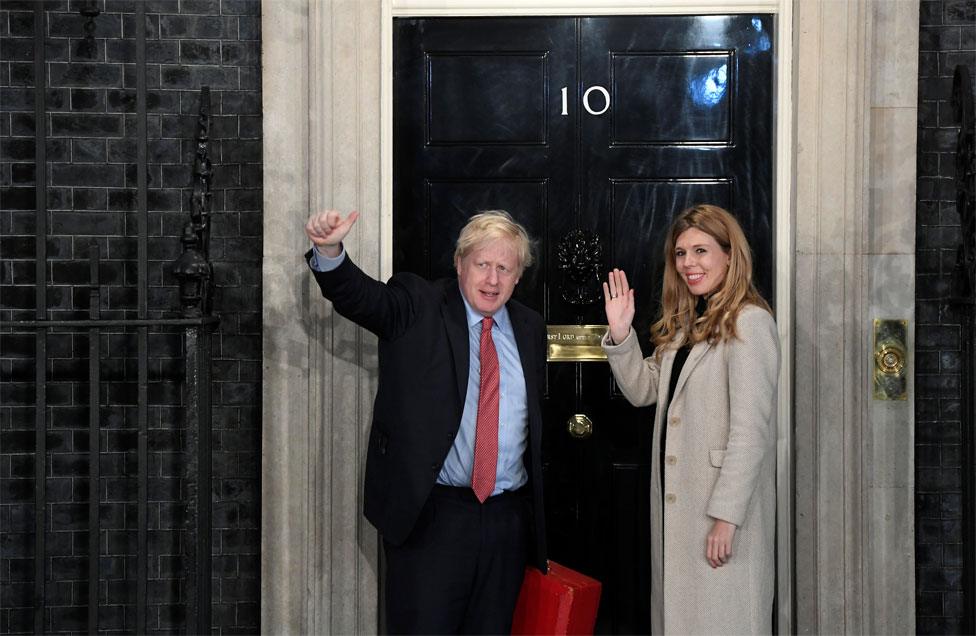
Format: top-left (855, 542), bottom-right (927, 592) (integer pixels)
top-left (0, 3), bottom-right (218, 630)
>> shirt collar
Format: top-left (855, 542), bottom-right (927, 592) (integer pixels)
top-left (459, 286), bottom-right (513, 336)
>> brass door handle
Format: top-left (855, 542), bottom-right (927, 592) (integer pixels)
top-left (567, 413), bottom-right (593, 439)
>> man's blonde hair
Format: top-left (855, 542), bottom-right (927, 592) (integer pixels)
top-left (453, 210), bottom-right (535, 273)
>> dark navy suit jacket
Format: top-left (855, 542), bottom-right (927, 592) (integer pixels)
top-left (306, 250), bottom-right (548, 571)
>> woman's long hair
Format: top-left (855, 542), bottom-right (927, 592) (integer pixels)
top-left (651, 204), bottom-right (770, 352)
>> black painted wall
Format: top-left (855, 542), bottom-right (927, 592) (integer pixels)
top-left (0, 1), bottom-right (261, 633)
top-left (916, 0), bottom-right (975, 633)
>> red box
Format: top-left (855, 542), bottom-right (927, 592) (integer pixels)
top-left (511, 561), bottom-right (602, 635)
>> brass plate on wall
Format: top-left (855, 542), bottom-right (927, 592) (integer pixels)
top-left (547, 325), bottom-right (608, 362)
top-left (873, 319), bottom-right (908, 400)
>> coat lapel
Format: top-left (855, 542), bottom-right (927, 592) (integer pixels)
top-left (441, 282), bottom-right (469, 404)
top-left (655, 346), bottom-right (677, 461)
top-left (659, 347), bottom-right (676, 405)
top-left (670, 339), bottom-right (712, 405)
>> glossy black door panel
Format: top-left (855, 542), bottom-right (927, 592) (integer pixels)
top-left (394, 17), bottom-right (576, 309)
top-left (394, 15), bottom-right (773, 634)
top-left (427, 54), bottom-right (549, 145)
top-left (611, 52), bottom-right (733, 144)
top-left (581, 15), bottom-right (774, 307)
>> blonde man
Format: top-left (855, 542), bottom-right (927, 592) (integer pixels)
top-left (305, 209), bottom-right (547, 634)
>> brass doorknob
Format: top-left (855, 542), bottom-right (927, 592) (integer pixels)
top-left (567, 414), bottom-right (593, 439)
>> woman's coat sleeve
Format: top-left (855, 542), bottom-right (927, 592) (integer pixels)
top-left (601, 327), bottom-right (662, 408)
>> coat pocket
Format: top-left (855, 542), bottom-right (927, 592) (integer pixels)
top-left (709, 449), bottom-right (726, 467)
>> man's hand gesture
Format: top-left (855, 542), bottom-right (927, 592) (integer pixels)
top-left (305, 210), bottom-right (360, 258)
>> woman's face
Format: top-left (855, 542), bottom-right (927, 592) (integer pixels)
top-left (674, 227), bottom-right (731, 297)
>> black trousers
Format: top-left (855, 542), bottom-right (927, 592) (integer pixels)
top-left (383, 485), bottom-right (530, 635)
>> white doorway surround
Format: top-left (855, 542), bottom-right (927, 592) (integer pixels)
top-left (261, 0), bottom-right (918, 633)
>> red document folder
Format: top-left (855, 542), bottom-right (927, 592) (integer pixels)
top-left (511, 561), bottom-right (602, 635)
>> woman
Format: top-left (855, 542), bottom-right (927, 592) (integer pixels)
top-left (601, 204), bottom-right (779, 635)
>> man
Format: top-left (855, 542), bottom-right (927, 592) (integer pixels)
top-left (304, 209), bottom-right (548, 634)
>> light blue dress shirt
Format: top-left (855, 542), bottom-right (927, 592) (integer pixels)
top-left (309, 245), bottom-right (529, 495)
top-left (439, 295), bottom-right (528, 494)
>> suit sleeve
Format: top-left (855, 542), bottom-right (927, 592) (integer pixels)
top-left (705, 307), bottom-right (780, 526)
top-left (601, 327), bottom-right (661, 407)
top-left (305, 249), bottom-right (418, 340)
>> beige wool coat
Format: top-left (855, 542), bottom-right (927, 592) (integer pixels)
top-left (602, 304), bottom-right (780, 635)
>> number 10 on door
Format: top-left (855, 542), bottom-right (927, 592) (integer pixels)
top-left (560, 86), bottom-right (610, 116)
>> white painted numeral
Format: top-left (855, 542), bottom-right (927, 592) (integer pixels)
top-left (582, 85), bottom-right (610, 116)
top-left (560, 86), bottom-right (568, 116)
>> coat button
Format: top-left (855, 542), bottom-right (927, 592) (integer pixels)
top-left (665, 455), bottom-right (677, 466)
top-left (431, 463), bottom-right (440, 471)
top-left (665, 493), bottom-right (677, 504)
top-left (446, 431), bottom-right (454, 441)
top-left (669, 416), bottom-right (680, 427)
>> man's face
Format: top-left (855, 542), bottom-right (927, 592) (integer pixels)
top-left (456, 238), bottom-right (521, 317)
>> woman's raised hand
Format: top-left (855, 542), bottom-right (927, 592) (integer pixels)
top-left (603, 269), bottom-right (635, 344)
top-left (305, 209), bottom-right (360, 258)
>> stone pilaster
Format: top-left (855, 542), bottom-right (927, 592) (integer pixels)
top-left (792, 0), bottom-right (918, 632)
top-left (261, 1), bottom-right (382, 634)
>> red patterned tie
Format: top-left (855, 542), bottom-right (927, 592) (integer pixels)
top-left (472, 316), bottom-right (500, 503)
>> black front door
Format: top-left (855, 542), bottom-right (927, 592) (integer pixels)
top-left (394, 15), bottom-right (774, 633)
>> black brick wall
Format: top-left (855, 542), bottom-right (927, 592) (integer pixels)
top-left (0, 1), bottom-right (261, 634)
top-left (916, 0), bottom-right (975, 633)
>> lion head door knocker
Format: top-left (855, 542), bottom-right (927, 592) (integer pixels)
top-left (556, 229), bottom-right (604, 305)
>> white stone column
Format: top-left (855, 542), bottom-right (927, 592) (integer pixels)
top-left (261, 0), bottom-right (382, 633)
top-left (792, 0), bottom-right (918, 632)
